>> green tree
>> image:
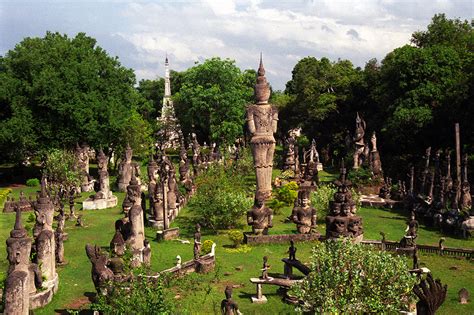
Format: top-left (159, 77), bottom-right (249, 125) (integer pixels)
top-left (0, 32), bottom-right (150, 162)
top-left (174, 57), bottom-right (253, 144)
top-left (291, 240), bottom-right (417, 313)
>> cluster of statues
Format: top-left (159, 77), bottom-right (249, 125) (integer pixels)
top-left (326, 161), bottom-right (364, 242)
top-left (352, 113), bottom-right (383, 178)
top-left (401, 148), bottom-right (473, 237)
top-left (4, 178), bottom-right (62, 314)
top-left (3, 191), bottom-right (34, 213)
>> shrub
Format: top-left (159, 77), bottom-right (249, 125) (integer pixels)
top-left (0, 188), bottom-right (12, 205)
top-left (291, 240), bottom-right (417, 313)
top-left (347, 167), bottom-right (373, 186)
top-left (227, 230), bottom-right (244, 248)
top-left (202, 240), bottom-right (215, 254)
top-left (266, 198), bottom-right (286, 215)
top-left (310, 184), bottom-right (336, 219)
top-left (189, 165), bottom-right (252, 232)
top-left (26, 178), bottom-right (40, 187)
top-left (273, 181), bottom-right (299, 206)
top-left (91, 275), bottom-right (172, 314)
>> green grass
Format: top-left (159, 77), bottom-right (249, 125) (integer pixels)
top-left (0, 182), bottom-right (473, 314)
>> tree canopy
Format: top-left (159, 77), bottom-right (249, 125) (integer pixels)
top-left (0, 32), bottom-right (151, 162)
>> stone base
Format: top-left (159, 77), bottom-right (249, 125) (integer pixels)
top-left (251, 295), bottom-right (267, 304)
top-left (82, 195), bottom-right (118, 210)
top-left (148, 219), bottom-right (164, 229)
top-left (157, 227), bottom-right (180, 241)
top-left (30, 272), bottom-right (59, 310)
top-left (195, 258), bottom-right (215, 273)
top-left (244, 232), bottom-right (321, 245)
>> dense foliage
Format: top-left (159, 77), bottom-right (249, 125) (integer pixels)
top-left (187, 164), bottom-right (253, 232)
top-left (42, 149), bottom-right (82, 189)
top-left (291, 240), bottom-right (417, 313)
top-left (174, 57), bottom-right (255, 144)
top-left (0, 32), bottom-right (151, 162)
top-left (91, 275), bottom-right (172, 314)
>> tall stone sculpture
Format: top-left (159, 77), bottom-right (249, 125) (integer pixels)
top-left (75, 144), bottom-right (93, 192)
top-left (127, 172), bottom-right (145, 256)
top-left (246, 55), bottom-right (278, 200)
top-left (4, 208), bottom-right (42, 315)
top-left (326, 160), bottom-right (363, 242)
top-left (33, 177), bottom-right (56, 283)
top-left (82, 149), bottom-right (118, 210)
top-left (147, 155), bottom-right (159, 215)
top-left (117, 144), bottom-right (141, 192)
top-left (369, 132), bottom-right (383, 178)
top-left (353, 112), bottom-right (366, 169)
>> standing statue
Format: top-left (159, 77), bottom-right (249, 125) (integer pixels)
top-left (117, 144), bottom-right (141, 192)
top-left (75, 144), bottom-right (93, 192)
top-left (247, 192), bottom-right (273, 235)
top-left (369, 132), bottom-right (383, 178)
top-left (85, 244), bottom-right (114, 295)
top-left (83, 149), bottom-right (117, 209)
top-left (193, 223), bottom-right (202, 260)
top-left (291, 189), bottom-right (317, 234)
top-left (353, 112), bottom-right (366, 169)
top-left (221, 286), bottom-right (241, 315)
top-left (246, 55), bottom-right (278, 200)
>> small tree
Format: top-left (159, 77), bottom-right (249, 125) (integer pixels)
top-left (291, 240), bottom-right (417, 313)
top-left (43, 149), bottom-right (82, 193)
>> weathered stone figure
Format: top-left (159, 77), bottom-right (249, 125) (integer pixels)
top-left (247, 192), bottom-right (273, 235)
top-left (291, 189), bottom-right (317, 234)
top-left (117, 144), bottom-right (141, 192)
top-left (260, 256), bottom-right (271, 280)
top-left (110, 220), bottom-right (126, 257)
top-left (353, 112), bottom-right (366, 169)
top-left (75, 143), bottom-right (93, 192)
top-left (246, 55), bottom-right (278, 200)
top-left (85, 244), bottom-right (114, 295)
top-left (221, 285), bottom-right (241, 315)
top-left (194, 223), bottom-right (202, 260)
top-left (4, 207), bottom-right (43, 315)
top-left (369, 131), bottom-right (383, 177)
top-left (142, 239), bottom-right (151, 266)
top-left (127, 173), bottom-right (145, 254)
top-left (288, 240), bottom-right (297, 261)
top-left (147, 155), bottom-right (159, 210)
top-left (3, 195), bottom-right (13, 212)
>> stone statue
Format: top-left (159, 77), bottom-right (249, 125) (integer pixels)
top-left (247, 192), bottom-right (273, 235)
top-left (85, 244), bottom-right (114, 295)
top-left (283, 135), bottom-right (296, 172)
top-left (246, 55), bottom-right (278, 200)
top-left (413, 273), bottom-right (447, 314)
top-left (369, 132), bottom-right (383, 178)
top-left (3, 195), bottom-right (13, 212)
top-left (167, 166), bottom-right (179, 219)
top-left (221, 285), bottom-right (241, 315)
top-left (353, 113), bottom-right (366, 169)
top-left (260, 256), bottom-right (271, 280)
top-left (110, 220), bottom-right (126, 257)
top-left (291, 189), bottom-right (317, 234)
top-left (326, 160), bottom-right (363, 242)
top-left (147, 155), bottom-right (159, 211)
top-left (400, 213), bottom-right (418, 248)
top-left (142, 239), bottom-right (151, 266)
top-left (117, 144), bottom-right (141, 192)
top-left (150, 182), bottom-right (164, 223)
top-left (127, 173), bottom-right (145, 254)
top-left (75, 143), bottom-right (93, 192)
top-left (68, 187), bottom-right (76, 220)
top-left (288, 240), bottom-right (297, 261)
top-left (4, 207), bottom-right (43, 315)
top-left (194, 223), bottom-right (202, 260)
top-left (95, 149), bottom-right (112, 200)
top-left (179, 149), bottom-right (193, 194)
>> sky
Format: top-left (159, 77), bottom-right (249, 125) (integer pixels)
top-left (0, 0), bottom-right (472, 90)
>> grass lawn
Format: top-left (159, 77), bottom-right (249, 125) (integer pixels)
top-left (0, 181), bottom-right (473, 314)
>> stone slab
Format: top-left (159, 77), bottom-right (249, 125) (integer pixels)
top-left (244, 232), bottom-right (321, 245)
top-left (82, 195), bottom-right (118, 210)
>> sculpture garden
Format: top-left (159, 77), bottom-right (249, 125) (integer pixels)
top-left (0, 12), bottom-right (473, 315)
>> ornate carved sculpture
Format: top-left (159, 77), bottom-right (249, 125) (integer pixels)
top-left (127, 173), bottom-right (145, 254)
top-left (291, 189), bottom-right (317, 234)
top-left (353, 112), bottom-right (366, 169)
top-left (221, 285), bottom-right (241, 315)
top-left (246, 55), bottom-right (278, 200)
top-left (326, 160), bottom-right (363, 241)
top-left (179, 148), bottom-right (193, 194)
top-left (75, 143), bottom-right (93, 192)
top-left (85, 244), bottom-right (114, 295)
top-left (247, 192), bottom-right (273, 235)
top-left (3, 195), bottom-right (13, 212)
top-left (147, 155), bottom-right (159, 210)
top-left (110, 220), bottom-right (126, 257)
top-left (95, 149), bottom-right (112, 200)
top-left (413, 273), bottom-right (447, 315)
top-left (283, 135), bottom-right (296, 172)
top-left (461, 153), bottom-right (471, 211)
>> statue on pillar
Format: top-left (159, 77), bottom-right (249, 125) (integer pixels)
top-left (353, 112), bottom-right (366, 169)
top-left (246, 55), bottom-right (278, 201)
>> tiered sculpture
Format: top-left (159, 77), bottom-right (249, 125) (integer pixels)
top-left (117, 144), bottom-right (141, 192)
top-left (246, 55), bottom-right (278, 201)
top-left (326, 160), bottom-right (364, 242)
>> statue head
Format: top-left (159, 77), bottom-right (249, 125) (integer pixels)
top-left (225, 285), bottom-right (233, 299)
top-left (334, 217), bottom-right (347, 233)
top-left (254, 54), bottom-right (271, 105)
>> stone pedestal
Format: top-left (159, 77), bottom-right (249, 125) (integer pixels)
top-left (156, 227), bottom-right (180, 241)
top-left (29, 272), bottom-right (59, 310)
top-left (82, 195), bottom-right (118, 210)
top-left (195, 258), bottom-right (215, 274)
top-left (250, 280), bottom-right (267, 304)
